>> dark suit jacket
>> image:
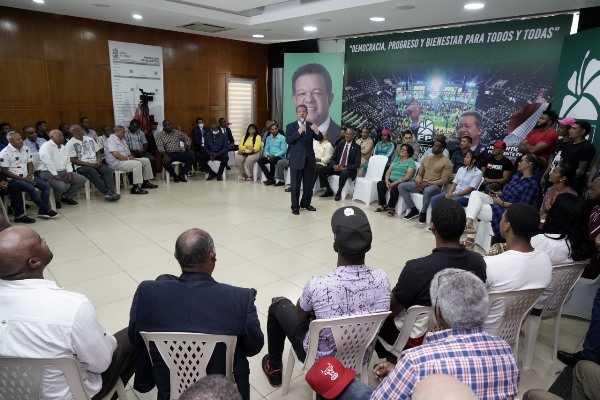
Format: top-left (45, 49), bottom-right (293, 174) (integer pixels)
top-left (220, 126), bottom-right (235, 145)
top-left (191, 125), bottom-right (210, 151)
top-left (128, 273), bottom-right (264, 399)
top-left (203, 132), bottom-right (229, 156)
top-left (285, 120), bottom-right (323, 170)
top-left (330, 140), bottom-right (361, 171)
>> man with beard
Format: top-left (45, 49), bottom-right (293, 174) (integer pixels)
top-left (518, 110), bottom-right (558, 163)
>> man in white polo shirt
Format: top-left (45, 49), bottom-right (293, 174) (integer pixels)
top-left (38, 129), bottom-right (87, 208)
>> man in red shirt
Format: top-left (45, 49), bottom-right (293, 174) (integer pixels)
top-left (517, 110), bottom-right (558, 163)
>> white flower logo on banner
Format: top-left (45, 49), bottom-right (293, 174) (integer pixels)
top-left (559, 50), bottom-right (600, 120)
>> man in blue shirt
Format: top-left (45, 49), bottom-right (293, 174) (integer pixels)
top-left (258, 123), bottom-right (287, 185)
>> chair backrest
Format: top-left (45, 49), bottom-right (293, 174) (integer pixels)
top-left (541, 261), bottom-right (587, 319)
top-left (0, 356), bottom-right (90, 400)
top-left (139, 331), bottom-right (237, 400)
top-left (488, 288), bottom-right (544, 344)
top-left (364, 155), bottom-right (388, 180)
top-left (304, 312), bottom-right (390, 373)
top-left (390, 306), bottom-right (434, 357)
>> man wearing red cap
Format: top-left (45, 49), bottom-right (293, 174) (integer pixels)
top-left (479, 140), bottom-right (513, 192)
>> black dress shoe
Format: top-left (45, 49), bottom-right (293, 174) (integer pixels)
top-left (274, 181), bottom-right (284, 187)
top-left (320, 190), bottom-right (334, 198)
top-left (130, 186), bottom-right (149, 195)
top-left (15, 215), bottom-right (36, 224)
top-left (55, 201), bottom-right (62, 209)
top-left (334, 194), bottom-right (341, 201)
top-left (178, 173), bottom-right (188, 182)
top-left (284, 187), bottom-right (291, 192)
top-left (303, 205), bottom-right (317, 211)
top-left (292, 209), bottom-right (300, 215)
top-left (226, 165), bottom-right (231, 170)
top-left (141, 181), bottom-right (158, 189)
top-left (173, 174), bottom-right (181, 183)
top-left (216, 175), bottom-right (223, 181)
top-left (557, 351), bottom-right (585, 368)
top-left (264, 180), bottom-right (274, 186)
top-left (61, 197), bottom-right (78, 205)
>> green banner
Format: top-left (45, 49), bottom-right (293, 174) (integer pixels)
top-left (554, 27), bottom-right (600, 154)
top-left (343, 15), bottom-right (572, 157)
top-left (284, 53), bottom-right (345, 145)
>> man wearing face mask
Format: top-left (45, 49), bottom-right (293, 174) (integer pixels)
top-left (192, 117), bottom-right (210, 172)
top-left (203, 123), bottom-right (229, 181)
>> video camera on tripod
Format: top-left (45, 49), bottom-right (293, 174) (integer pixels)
top-left (139, 89), bottom-right (154, 105)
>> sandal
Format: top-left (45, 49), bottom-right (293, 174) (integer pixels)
top-left (464, 237), bottom-right (475, 251)
top-left (375, 206), bottom-right (388, 212)
top-left (387, 209), bottom-right (397, 217)
top-left (246, 176), bottom-right (253, 181)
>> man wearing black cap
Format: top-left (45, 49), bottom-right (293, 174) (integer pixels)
top-left (260, 206), bottom-right (390, 387)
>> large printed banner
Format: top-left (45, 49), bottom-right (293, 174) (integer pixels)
top-left (553, 27), bottom-right (600, 161)
top-left (108, 41), bottom-right (164, 131)
top-left (343, 15), bottom-right (572, 157)
top-left (284, 53), bottom-right (344, 145)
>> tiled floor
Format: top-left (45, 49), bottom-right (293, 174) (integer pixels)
top-left (27, 168), bottom-right (589, 399)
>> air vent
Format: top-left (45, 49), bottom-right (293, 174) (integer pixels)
top-left (179, 22), bottom-right (232, 33)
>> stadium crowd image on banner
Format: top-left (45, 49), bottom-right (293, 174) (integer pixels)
top-left (342, 14), bottom-right (572, 160)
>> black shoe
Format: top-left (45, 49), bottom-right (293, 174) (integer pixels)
top-left (179, 173), bottom-right (188, 182)
top-left (55, 201), bottom-right (62, 209)
top-left (206, 172), bottom-right (215, 181)
top-left (284, 187), bottom-right (291, 192)
top-left (261, 354), bottom-right (282, 386)
top-left (303, 205), bottom-right (317, 211)
top-left (130, 187), bottom-right (149, 195)
top-left (141, 181), bottom-right (158, 189)
top-left (264, 180), bottom-right (274, 186)
top-left (557, 351), bottom-right (585, 368)
top-left (320, 190), bottom-right (334, 198)
top-left (226, 165), bottom-right (231, 170)
top-left (217, 175), bottom-right (223, 181)
top-left (173, 174), bottom-right (181, 183)
top-left (38, 210), bottom-right (59, 219)
top-left (292, 209), bottom-right (300, 215)
top-left (274, 181), bottom-right (284, 187)
top-left (418, 213), bottom-right (427, 224)
top-left (334, 193), bottom-right (342, 201)
top-left (403, 208), bottom-right (420, 220)
top-left (61, 197), bottom-right (78, 206)
top-left (15, 215), bottom-right (36, 224)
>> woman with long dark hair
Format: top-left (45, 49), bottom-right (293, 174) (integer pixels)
top-left (235, 124), bottom-right (262, 181)
top-left (539, 164), bottom-right (577, 221)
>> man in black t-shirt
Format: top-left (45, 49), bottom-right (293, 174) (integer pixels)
top-left (562, 120), bottom-right (596, 194)
top-left (541, 117), bottom-right (574, 190)
top-left (375, 199), bottom-right (487, 361)
top-left (480, 140), bottom-right (513, 192)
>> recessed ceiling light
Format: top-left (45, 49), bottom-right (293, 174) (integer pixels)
top-left (396, 5), bottom-right (415, 10)
top-left (303, 26), bottom-right (317, 32)
top-left (370, 17), bottom-right (386, 22)
top-left (252, 34), bottom-right (264, 38)
top-left (33, 0), bottom-right (44, 4)
top-left (132, 14), bottom-right (143, 20)
top-left (464, 2), bottom-right (485, 10)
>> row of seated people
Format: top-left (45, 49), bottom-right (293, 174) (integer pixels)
top-left (1, 188), bottom-right (599, 399)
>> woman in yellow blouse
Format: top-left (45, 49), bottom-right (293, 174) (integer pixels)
top-left (235, 124), bottom-right (262, 181)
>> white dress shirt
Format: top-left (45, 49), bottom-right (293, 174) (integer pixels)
top-left (38, 140), bottom-right (72, 174)
top-left (0, 279), bottom-right (116, 399)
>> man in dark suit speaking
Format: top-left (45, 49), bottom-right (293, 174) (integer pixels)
top-left (291, 63), bottom-right (341, 145)
top-left (286, 104), bottom-right (323, 215)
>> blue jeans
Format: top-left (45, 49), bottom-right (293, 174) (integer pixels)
top-left (430, 192), bottom-right (469, 210)
top-left (397, 182), bottom-right (441, 213)
top-left (316, 379), bottom-right (373, 400)
top-left (10, 177), bottom-right (52, 215)
top-left (582, 288), bottom-right (600, 362)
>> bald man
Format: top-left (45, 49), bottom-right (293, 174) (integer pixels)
top-left (0, 226), bottom-right (137, 399)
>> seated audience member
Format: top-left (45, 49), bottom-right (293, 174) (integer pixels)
top-left (65, 124), bottom-right (120, 201)
top-left (219, 117), bottom-right (238, 152)
top-left (371, 129), bottom-right (395, 167)
top-left (480, 140), bottom-right (513, 192)
top-left (203, 123), bottom-right (229, 181)
top-left (398, 139), bottom-right (453, 223)
top-left (313, 131), bottom-right (335, 184)
top-left (80, 116), bottom-right (99, 141)
top-left (318, 128), bottom-right (362, 201)
top-left (375, 143), bottom-right (416, 216)
top-left (431, 150), bottom-right (482, 210)
top-left (0, 131), bottom-right (58, 219)
top-left (463, 153), bottom-right (541, 249)
top-left (261, 206), bottom-right (390, 387)
top-left (376, 199), bottom-right (486, 361)
top-left (156, 120), bottom-right (194, 183)
top-left (356, 127), bottom-right (374, 169)
top-left (483, 203), bottom-right (552, 334)
top-left (539, 164), bottom-right (577, 221)
top-left (125, 119), bottom-right (157, 175)
top-left (179, 375), bottom-right (242, 400)
top-left (401, 129), bottom-right (419, 161)
top-left (58, 123), bottom-right (72, 141)
top-left (22, 124), bottom-right (46, 170)
top-left (518, 110), bottom-right (558, 163)
top-left (192, 117), bottom-right (210, 173)
top-left (583, 177), bottom-right (600, 279)
top-left (317, 268), bottom-right (519, 400)
top-left (541, 117), bottom-right (574, 189)
top-left (35, 120), bottom-right (50, 141)
top-left (562, 119), bottom-right (597, 194)
top-left (418, 134), bottom-right (449, 162)
top-left (0, 122), bottom-right (10, 150)
top-left (105, 125), bottom-right (157, 194)
top-left (523, 360), bottom-right (600, 400)
top-left (274, 157), bottom-right (289, 188)
top-left (258, 123), bottom-right (287, 185)
top-left (235, 124), bottom-right (261, 181)
top-left (0, 225), bottom-right (137, 399)
top-left (97, 125), bottom-right (112, 153)
top-left (1, 170), bottom-right (35, 223)
top-left (449, 136), bottom-right (472, 173)
top-left (38, 129), bottom-right (87, 208)
top-left (128, 228), bottom-right (263, 400)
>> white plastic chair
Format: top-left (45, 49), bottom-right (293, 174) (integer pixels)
top-left (522, 262), bottom-right (587, 371)
top-left (352, 155), bottom-right (388, 205)
top-left (113, 170), bottom-right (128, 195)
top-left (562, 272), bottom-right (600, 320)
top-left (376, 306), bottom-right (434, 358)
top-left (0, 356), bottom-right (127, 400)
top-left (163, 161), bottom-right (183, 185)
top-left (328, 175), bottom-right (355, 200)
top-left (205, 161), bottom-right (227, 180)
top-left (139, 331), bottom-right (237, 400)
top-left (281, 311), bottom-right (390, 397)
top-left (487, 288), bottom-right (544, 360)
top-left (84, 179), bottom-right (91, 200)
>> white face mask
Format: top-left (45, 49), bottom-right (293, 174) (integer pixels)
top-left (212, 130), bottom-right (218, 134)
top-left (198, 123), bottom-right (204, 128)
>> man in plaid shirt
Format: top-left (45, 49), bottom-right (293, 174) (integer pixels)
top-left (310, 268), bottom-right (520, 400)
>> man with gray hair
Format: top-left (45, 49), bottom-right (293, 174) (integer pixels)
top-left (128, 228), bottom-right (263, 400)
top-left (38, 129), bottom-right (87, 207)
top-left (179, 375), bottom-right (242, 400)
top-left (312, 268), bottom-right (519, 400)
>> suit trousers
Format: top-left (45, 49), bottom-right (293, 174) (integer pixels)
top-left (111, 158), bottom-right (154, 184)
top-left (318, 166), bottom-right (357, 195)
top-left (290, 162), bottom-right (316, 210)
top-left (39, 170), bottom-right (87, 201)
top-left (76, 164), bottom-right (116, 195)
top-left (257, 156), bottom-right (281, 181)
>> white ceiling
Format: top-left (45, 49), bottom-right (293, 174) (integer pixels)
top-left (1, 0), bottom-right (599, 44)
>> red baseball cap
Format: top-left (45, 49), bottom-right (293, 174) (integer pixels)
top-left (557, 117), bottom-right (576, 126)
top-left (381, 129), bottom-right (391, 136)
top-left (306, 357), bottom-right (356, 399)
top-left (493, 140), bottom-right (506, 149)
